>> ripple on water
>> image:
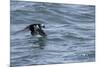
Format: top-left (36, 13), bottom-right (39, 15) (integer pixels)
top-left (11, 1), bottom-right (95, 66)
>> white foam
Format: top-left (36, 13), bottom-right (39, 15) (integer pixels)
top-left (35, 34), bottom-right (42, 37)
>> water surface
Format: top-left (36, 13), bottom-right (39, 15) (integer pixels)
top-left (10, 1), bottom-right (95, 66)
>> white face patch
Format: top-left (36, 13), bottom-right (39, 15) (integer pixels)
top-left (41, 24), bottom-right (45, 28)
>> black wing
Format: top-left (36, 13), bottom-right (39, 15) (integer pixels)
top-left (12, 26), bottom-right (30, 35)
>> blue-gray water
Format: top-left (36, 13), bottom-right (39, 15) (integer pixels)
top-left (10, 1), bottom-right (95, 66)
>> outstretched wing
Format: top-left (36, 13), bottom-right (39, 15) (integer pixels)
top-left (12, 26), bottom-right (30, 35)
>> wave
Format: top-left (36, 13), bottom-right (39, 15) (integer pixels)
top-left (10, 1), bottom-right (95, 66)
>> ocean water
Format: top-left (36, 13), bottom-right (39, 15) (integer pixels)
top-left (10, 1), bottom-right (95, 66)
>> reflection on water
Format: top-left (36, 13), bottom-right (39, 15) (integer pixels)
top-left (31, 36), bottom-right (47, 49)
top-left (37, 37), bottom-right (47, 49)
